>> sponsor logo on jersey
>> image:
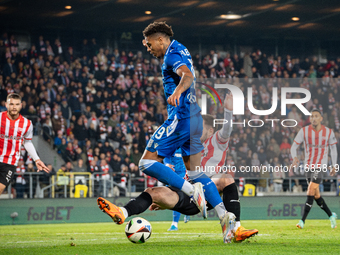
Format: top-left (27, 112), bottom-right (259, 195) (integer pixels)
top-left (0, 133), bottom-right (23, 141)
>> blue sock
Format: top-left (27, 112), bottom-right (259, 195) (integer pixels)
top-left (188, 171), bottom-right (223, 208)
top-left (139, 159), bottom-right (185, 190)
top-left (173, 211), bottom-right (181, 224)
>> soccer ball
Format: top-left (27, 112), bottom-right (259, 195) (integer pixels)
top-left (125, 217), bottom-right (152, 244)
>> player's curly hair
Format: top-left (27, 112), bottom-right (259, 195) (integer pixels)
top-left (143, 21), bottom-right (174, 38)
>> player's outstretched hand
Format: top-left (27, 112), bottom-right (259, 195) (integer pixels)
top-left (35, 159), bottom-right (50, 173)
top-left (224, 93), bottom-right (233, 111)
top-left (167, 91), bottom-right (181, 107)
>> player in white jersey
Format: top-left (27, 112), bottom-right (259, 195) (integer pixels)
top-left (291, 109), bottom-right (338, 229)
top-left (98, 93), bottom-right (258, 242)
top-left (0, 93), bottom-right (50, 195)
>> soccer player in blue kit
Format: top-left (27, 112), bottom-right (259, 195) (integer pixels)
top-left (137, 21), bottom-right (235, 242)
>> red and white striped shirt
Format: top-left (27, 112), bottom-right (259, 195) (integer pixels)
top-left (0, 112), bottom-right (33, 166)
top-left (101, 164), bottom-right (110, 180)
top-left (200, 131), bottom-right (229, 177)
top-left (87, 152), bottom-right (93, 164)
top-left (294, 125), bottom-right (337, 168)
top-left (16, 164), bottom-right (26, 184)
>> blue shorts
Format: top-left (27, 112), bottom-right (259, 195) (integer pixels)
top-left (147, 113), bottom-right (204, 158)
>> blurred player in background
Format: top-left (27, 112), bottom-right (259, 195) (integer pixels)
top-left (291, 109), bottom-right (338, 229)
top-left (0, 93), bottom-right (50, 195)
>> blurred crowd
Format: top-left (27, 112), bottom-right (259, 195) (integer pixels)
top-left (0, 32), bottom-right (339, 198)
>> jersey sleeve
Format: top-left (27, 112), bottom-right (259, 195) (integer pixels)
top-left (24, 120), bottom-right (33, 140)
top-left (329, 130), bottom-right (337, 145)
top-left (165, 52), bottom-right (185, 73)
top-left (293, 128), bottom-right (304, 145)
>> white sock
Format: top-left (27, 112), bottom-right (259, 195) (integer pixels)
top-left (234, 221), bottom-right (241, 231)
top-left (171, 221), bottom-right (178, 228)
top-left (214, 202), bottom-right (227, 220)
top-left (181, 181), bottom-right (195, 196)
top-left (120, 207), bottom-right (129, 218)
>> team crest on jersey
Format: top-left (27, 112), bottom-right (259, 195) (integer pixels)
top-left (187, 92), bottom-right (196, 103)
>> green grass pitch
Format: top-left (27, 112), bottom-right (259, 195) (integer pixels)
top-left (0, 220), bottom-right (338, 254)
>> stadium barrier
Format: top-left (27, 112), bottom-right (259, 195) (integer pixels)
top-left (1, 196), bottom-right (339, 225)
top-left (3, 172), bottom-right (339, 199)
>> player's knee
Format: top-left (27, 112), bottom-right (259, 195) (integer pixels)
top-left (144, 187), bottom-right (156, 198)
top-left (213, 174), bottom-right (234, 192)
top-left (223, 174), bottom-right (235, 185)
top-left (140, 150), bottom-right (163, 162)
top-left (306, 188), bottom-right (315, 196)
top-left (144, 187), bottom-right (161, 202)
top-left (139, 159), bottom-right (156, 172)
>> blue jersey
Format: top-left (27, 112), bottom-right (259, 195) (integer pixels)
top-left (162, 40), bottom-right (201, 120)
top-left (163, 148), bottom-right (186, 178)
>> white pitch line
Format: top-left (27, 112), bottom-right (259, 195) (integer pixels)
top-left (6, 241), bottom-right (46, 244)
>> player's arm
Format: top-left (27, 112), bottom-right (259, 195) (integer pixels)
top-left (218, 93), bottom-right (233, 143)
top-left (167, 65), bottom-right (194, 107)
top-left (23, 123), bottom-right (50, 173)
top-left (290, 129), bottom-right (304, 168)
top-left (329, 131), bottom-right (338, 176)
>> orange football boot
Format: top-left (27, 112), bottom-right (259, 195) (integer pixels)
top-left (233, 226), bottom-right (258, 242)
top-left (97, 197), bottom-right (126, 224)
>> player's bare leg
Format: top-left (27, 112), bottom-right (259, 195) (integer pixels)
top-left (145, 187), bottom-right (180, 210)
top-left (0, 183), bottom-right (6, 195)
